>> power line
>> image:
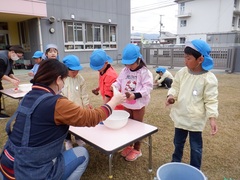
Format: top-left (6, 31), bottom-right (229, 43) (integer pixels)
top-left (131, 3), bottom-right (176, 14)
top-left (131, 0), bottom-right (174, 11)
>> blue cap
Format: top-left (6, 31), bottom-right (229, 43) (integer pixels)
top-left (90, 49), bottom-right (113, 70)
top-left (45, 44), bottom-right (58, 51)
top-left (32, 51), bottom-right (43, 58)
top-left (185, 40), bottom-right (213, 71)
top-left (63, 55), bottom-right (83, 71)
top-left (121, 44), bottom-right (142, 65)
top-left (156, 67), bottom-right (166, 73)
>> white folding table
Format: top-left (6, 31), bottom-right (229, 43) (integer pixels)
top-left (69, 119), bottom-right (158, 178)
top-left (0, 88), bottom-right (28, 110)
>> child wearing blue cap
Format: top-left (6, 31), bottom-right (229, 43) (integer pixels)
top-left (62, 55), bottom-right (92, 150)
top-left (89, 49), bottom-right (124, 110)
top-left (28, 51), bottom-right (43, 77)
top-left (112, 43), bottom-right (153, 161)
top-left (154, 66), bottom-right (173, 89)
top-left (165, 39), bottom-right (218, 169)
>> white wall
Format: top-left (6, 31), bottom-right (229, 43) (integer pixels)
top-left (176, 0), bottom-right (234, 42)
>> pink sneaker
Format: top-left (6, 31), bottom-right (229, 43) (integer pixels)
top-left (121, 146), bottom-right (133, 157)
top-left (125, 149), bottom-right (142, 161)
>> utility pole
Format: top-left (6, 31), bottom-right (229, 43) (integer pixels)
top-left (159, 15), bottom-right (164, 44)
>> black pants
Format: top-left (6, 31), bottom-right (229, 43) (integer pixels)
top-left (161, 77), bottom-right (173, 88)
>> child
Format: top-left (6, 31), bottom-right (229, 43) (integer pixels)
top-left (165, 39), bottom-right (218, 169)
top-left (90, 49), bottom-right (123, 110)
top-left (45, 44), bottom-right (58, 59)
top-left (112, 44), bottom-right (153, 161)
top-left (154, 66), bottom-right (173, 89)
top-left (62, 55), bottom-right (91, 150)
top-left (28, 51), bottom-right (43, 77)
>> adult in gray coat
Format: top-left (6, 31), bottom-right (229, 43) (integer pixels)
top-left (0, 45), bottom-right (24, 118)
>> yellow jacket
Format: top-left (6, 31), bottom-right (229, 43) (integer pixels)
top-left (61, 74), bottom-right (89, 107)
top-left (168, 67), bottom-right (218, 131)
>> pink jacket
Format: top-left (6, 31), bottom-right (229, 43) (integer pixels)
top-left (113, 66), bottom-right (153, 109)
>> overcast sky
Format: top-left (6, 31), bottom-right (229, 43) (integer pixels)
top-left (131, 0), bottom-right (178, 34)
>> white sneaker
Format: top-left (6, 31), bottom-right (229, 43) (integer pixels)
top-left (76, 139), bottom-right (86, 146)
top-left (65, 140), bottom-right (73, 150)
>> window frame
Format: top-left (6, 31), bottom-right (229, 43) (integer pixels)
top-left (18, 21), bottom-right (31, 52)
top-left (180, 2), bottom-right (185, 14)
top-left (63, 21), bottom-right (117, 51)
top-left (180, 20), bottom-right (187, 27)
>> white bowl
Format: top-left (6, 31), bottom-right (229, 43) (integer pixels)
top-left (18, 83), bottom-right (32, 92)
top-left (103, 110), bottom-right (130, 129)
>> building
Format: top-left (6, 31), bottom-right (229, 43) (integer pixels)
top-left (0, 0), bottom-right (130, 64)
top-left (131, 31), bottom-right (177, 45)
top-left (174, 0), bottom-right (240, 46)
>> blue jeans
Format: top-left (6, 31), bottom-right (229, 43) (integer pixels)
top-left (0, 172), bottom-right (7, 180)
top-left (1, 146), bottom-right (89, 180)
top-left (172, 128), bottom-right (202, 169)
top-left (63, 146), bottom-right (89, 180)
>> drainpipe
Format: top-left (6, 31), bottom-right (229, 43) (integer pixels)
top-left (38, 17), bottom-right (43, 52)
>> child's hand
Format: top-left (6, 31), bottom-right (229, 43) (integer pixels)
top-left (92, 88), bottom-right (99, 95)
top-left (209, 117), bottom-right (218, 135)
top-left (125, 92), bottom-right (135, 100)
top-left (165, 95), bottom-right (175, 106)
top-left (28, 72), bottom-right (34, 77)
top-left (125, 92), bottom-right (131, 99)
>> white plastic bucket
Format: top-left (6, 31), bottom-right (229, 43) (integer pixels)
top-left (156, 162), bottom-right (207, 180)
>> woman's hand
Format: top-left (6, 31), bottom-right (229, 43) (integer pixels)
top-left (107, 92), bottom-right (126, 110)
top-left (11, 78), bottom-right (20, 87)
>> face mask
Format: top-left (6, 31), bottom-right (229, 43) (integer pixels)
top-left (11, 54), bottom-right (19, 61)
top-left (57, 79), bottom-right (65, 94)
top-left (57, 86), bottom-right (64, 94)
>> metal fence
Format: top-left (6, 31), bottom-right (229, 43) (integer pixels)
top-left (141, 46), bottom-right (236, 72)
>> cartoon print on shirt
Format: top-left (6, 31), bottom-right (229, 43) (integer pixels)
top-left (125, 75), bottom-right (137, 92)
top-left (125, 80), bottom-right (136, 92)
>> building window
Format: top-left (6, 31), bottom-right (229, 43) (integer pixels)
top-left (103, 25), bottom-right (110, 48)
top-left (103, 25), bottom-right (110, 42)
top-left (180, 37), bottom-right (186, 44)
top-left (64, 21), bottom-right (117, 51)
top-left (232, 16), bottom-right (236, 27)
top-left (85, 24), bottom-right (93, 42)
top-left (180, 20), bottom-right (187, 27)
top-left (238, 18), bottom-right (240, 28)
top-left (94, 24), bottom-right (101, 42)
top-left (75, 23), bottom-right (83, 42)
top-left (0, 22), bottom-right (8, 30)
top-left (234, 0), bottom-right (239, 8)
top-left (18, 21), bottom-right (30, 52)
top-left (180, 3), bottom-right (185, 14)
